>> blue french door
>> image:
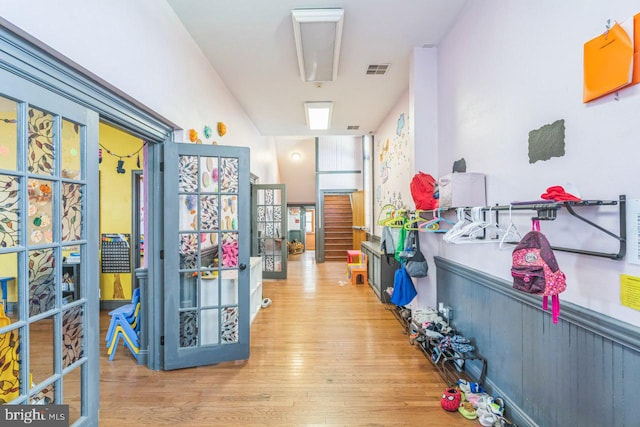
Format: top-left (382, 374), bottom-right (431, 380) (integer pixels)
top-left (163, 142), bottom-right (250, 370)
top-left (0, 67), bottom-right (100, 424)
top-left (252, 184), bottom-right (287, 279)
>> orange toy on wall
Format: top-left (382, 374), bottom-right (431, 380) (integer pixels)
top-left (217, 122), bottom-right (226, 137)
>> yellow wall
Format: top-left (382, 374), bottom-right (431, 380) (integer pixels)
top-left (0, 106), bottom-right (18, 305)
top-left (0, 253), bottom-right (17, 306)
top-left (0, 107), bottom-right (17, 170)
top-left (99, 123), bottom-right (144, 301)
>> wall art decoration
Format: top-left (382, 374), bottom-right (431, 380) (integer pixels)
top-left (374, 112), bottom-right (412, 209)
top-left (528, 119), bottom-right (566, 164)
top-left (217, 122), bottom-right (227, 137)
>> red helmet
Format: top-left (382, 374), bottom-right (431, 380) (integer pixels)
top-left (440, 388), bottom-right (461, 412)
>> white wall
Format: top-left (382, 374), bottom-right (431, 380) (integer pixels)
top-left (434, 0), bottom-right (640, 325)
top-left (411, 47), bottom-right (439, 310)
top-left (0, 0), bottom-right (279, 183)
top-left (317, 136), bottom-right (363, 171)
top-left (317, 136), bottom-right (363, 190)
top-left (274, 137), bottom-right (316, 205)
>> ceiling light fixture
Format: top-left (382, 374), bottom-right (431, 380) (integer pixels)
top-left (291, 8), bottom-right (344, 82)
top-left (304, 102), bottom-right (333, 130)
top-left (290, 152), bottom-right (302, 161)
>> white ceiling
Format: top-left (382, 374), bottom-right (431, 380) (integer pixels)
top-left (166, 0), bottom-right (467, 137)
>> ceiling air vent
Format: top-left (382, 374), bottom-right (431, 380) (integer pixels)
top-left (366, 64), bottom-right (390, 75)
top-left (347, 125), bottom-right (360, 130)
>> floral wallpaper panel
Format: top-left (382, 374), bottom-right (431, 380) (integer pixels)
top-left (179, 310), bottom-right (198, 348)
top-left (220, 158), bottom-right (238, 193)
top-left (178, 155), bottom-right (198, 193)
top-left (28, 248), bottom-right (56, 316)
top-left (221, 307), bottom-right (238, 343)
top-left (62, 306), bottom-right (84, 368)
top-left (27, 107), bottom-right (55, 176)
top-left (62, 183), bottom-right (82, 242)
top-left (0, 174), bottom-right (20, 248)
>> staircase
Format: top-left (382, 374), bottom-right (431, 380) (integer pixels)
top-left (323, 194), bottom-right (353, 261)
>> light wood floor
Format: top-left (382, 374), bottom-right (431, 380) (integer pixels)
top-left (99, 251), bottom-right (475, 426)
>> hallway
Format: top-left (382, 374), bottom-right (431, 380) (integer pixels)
top-left (99, 251), bottom-right (473, 426)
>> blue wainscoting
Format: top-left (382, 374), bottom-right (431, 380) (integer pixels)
top-left (435, 257), bottom-right (640, 427)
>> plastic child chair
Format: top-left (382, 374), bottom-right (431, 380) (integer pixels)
top-left (108, 287), bottom-right (140, 317)
top-left (346, 250), bottom-right (362, 264)
top-left (107, 324), bottom-right (140, 361)
top-left (106, 311), bottom-right (140, 361)
top-left (105, 302), bottom-right (140, 343)
top-left (105, 288), bottom-right (142, 361)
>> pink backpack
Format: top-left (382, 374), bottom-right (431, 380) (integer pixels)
top-left (511, 220), bottom-right (566, 323)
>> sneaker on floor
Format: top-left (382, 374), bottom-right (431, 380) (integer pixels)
top-left (477, 407), bottom-right (502, 426)
top-left (490, 396), bottom-right (505, 416)
top-left (458, 401), bottom-right (477, 420)
top-left (467, 392), bottom-right (490, 409)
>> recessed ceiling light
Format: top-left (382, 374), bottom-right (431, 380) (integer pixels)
top-left (304, 102), bottom-right (333, 130)
top-left (292, 9), bottom-right (344, 82)
top-left (290, 152), bottom-right (302, 161)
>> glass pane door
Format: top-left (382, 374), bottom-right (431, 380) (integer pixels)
top-left (0, 68), bottom-right (99, 424)
top-left (163, 143), bottom-right (250, 370)
top-left (252, 184), bottom-right (287, 279)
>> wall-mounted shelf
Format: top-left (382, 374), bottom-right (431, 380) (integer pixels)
top-left (482, 195), bottom-right (626, 260)
top-left (381, 195), bottom-right (626, 260)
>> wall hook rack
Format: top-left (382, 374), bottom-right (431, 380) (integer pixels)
top-left (557, 195), bottom-right (626, 260)
top-left (383, 196), bottom-right (626, 260)
top-left (481, 195), bottom-right (626, 260)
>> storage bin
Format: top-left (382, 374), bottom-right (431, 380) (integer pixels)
top-left (438, 173), bottom-right (486, 208)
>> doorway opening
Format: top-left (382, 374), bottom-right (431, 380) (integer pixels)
top-left (97, 122), bottom-right (147, 372)
top-left (305, 208), bottom-right (316, 251)
top-left (285, 205), bottom-right (316, 262)
top-left (98, 123), bottom-right (145, 313)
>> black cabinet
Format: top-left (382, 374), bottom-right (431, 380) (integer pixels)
top-left (360, 241), bottom-right (399, 303)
